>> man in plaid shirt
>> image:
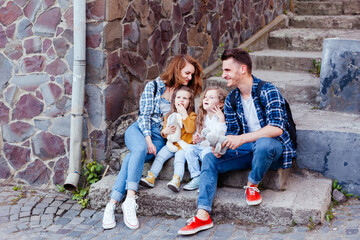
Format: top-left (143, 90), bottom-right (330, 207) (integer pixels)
top-left (178, 48), bottom-right (297, 235)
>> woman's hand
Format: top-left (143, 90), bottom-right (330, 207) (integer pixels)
top-left (145, 136), bottom-right (157, 155)
top-left (212, 105), bottom-right (225, 123)
top-left (162, 125), bottom-right (177, 135)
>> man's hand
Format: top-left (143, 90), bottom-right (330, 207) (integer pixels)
top-left (223, 135), bottom-right (246, 150)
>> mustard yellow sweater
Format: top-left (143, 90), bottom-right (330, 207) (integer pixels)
top-left (161, 112), bottom-right (197, 150)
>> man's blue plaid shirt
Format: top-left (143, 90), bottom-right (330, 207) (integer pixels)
top-left (224, 75), bottom-right (297, 168)
top-left (137, 77), bottom-right (166, 137)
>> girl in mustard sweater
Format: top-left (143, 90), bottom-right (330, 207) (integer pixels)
top-left (140, 86), bottom-right (196, 192)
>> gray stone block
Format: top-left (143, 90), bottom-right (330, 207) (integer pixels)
top-left (319, 38), bottom-right (360, 114)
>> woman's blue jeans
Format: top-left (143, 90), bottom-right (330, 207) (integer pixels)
top-left (110, 121), bottom-right (166, 202)
top-left (198, 137), bottom-right (283, 213)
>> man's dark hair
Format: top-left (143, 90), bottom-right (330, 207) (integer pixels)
top-left (221, 48), bottom-right (252, 74)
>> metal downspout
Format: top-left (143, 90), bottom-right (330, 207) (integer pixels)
top-left (64, 0), bottom-right (86, 191)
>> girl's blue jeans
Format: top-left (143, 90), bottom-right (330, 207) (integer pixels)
top-left (110, 121), bottom-right (165, 202)
top-left (198, 137), bottom-right (283, 213)
top-left (149, 146), bottom-right (186, 180)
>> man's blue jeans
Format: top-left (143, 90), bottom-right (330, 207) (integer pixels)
top-left (110, 121), bottom-right (165, 202)
top-left (198, 137), bottom-right (283, 213)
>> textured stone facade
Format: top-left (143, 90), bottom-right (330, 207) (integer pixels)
top-left (0, 0), bottom-right (287, 187)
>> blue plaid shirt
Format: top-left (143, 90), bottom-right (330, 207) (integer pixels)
top-left (224, 76), bottom-right (296, 168)
top-left (137, 77), bottom-right (166, 137)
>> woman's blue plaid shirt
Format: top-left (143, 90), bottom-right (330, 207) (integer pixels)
top-left (137, 77), bottom-right (166, 137)
top-left (224, 76), bottom-right (297, 169)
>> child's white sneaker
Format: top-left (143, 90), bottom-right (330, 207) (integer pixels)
top-left (121, 196), bottom-right (139, 229)
top-left (183, 176), bottom-right (200, 191)
top-left (102, 202), bottom-right (116, 229)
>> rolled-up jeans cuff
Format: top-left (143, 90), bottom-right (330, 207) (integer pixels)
top-left (110, 190), bottom-right (124, 202)
top-left (126, 181), bottom-right (139, 192)
top-left (248, 175), bottom-right (261, 185)
top-left (198, 205), bottom-right (212, 214)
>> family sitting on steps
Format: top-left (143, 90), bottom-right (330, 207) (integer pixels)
top-left (102, 49), bottom-right (296, 236)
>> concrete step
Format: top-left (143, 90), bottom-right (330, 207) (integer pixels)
top-left (205, 71), bottom-right (320, 105)
top-left (251, 50), bottom-right (322, 73)
top-left (293, 103), bottom-right (360, 195)
top-left (268, 28), bottom-right (360, 51)
top-left (89, 171), bottom-right (332, 226)
top-left (294, 0), bottom-right (360, 16)
top-left (290, 15), bottom-right (360, 29)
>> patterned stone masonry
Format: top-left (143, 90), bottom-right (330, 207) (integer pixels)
top-left (0, 0), bottom-right (287, 187)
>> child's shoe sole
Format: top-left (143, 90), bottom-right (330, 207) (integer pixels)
top-left (139, 179), bottom-right (154, 188)
top-left (167, 182), bottom-right (180, 192)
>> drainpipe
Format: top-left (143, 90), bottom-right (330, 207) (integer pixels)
top-left (64, 0), bottom-right (86, 191)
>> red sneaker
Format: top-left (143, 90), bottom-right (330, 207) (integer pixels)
top-left (244, 185), bottom-right (262, 206)
top-left (178, 216), bottom-right (214, 235)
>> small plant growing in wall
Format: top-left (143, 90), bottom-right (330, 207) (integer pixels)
top-left (310, 58), bottom-right (321, 77)
top-left (215, 43), bottom-right (225, 77)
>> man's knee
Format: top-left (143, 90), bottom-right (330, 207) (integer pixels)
top-left (201, 152), bottom-right (219, 171)
top-left (254, 137), bottom-right (282, 158)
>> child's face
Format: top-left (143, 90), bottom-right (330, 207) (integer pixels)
top-left (203, 90), bottom-right (222, 112)
top-left (175, 89), bottom-right (191, 110)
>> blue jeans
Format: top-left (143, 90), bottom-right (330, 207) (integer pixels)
top-left (150, 146), bottom-right (186, 180)
top-left (184, 145), bottom-right (212, 178)
top-left (110, 121), bottom-right (166, 202)
top-left (198, 137), bottom-right (283, 213)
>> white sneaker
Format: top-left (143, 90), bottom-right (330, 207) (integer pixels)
top-left (121, 196), bottom-right (139, 229)
top-left (102, 202), bottom-right (116, 229)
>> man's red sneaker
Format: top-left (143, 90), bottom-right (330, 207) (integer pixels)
top-left (178, 216), bottom-right (214, 235)
top-left (244, 185), bottom-right (262, 206)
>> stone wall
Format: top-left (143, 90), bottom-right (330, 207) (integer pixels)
top-left (0, 0), bottom-right (288, 187)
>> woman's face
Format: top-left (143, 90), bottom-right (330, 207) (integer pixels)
top-left (203, 90), bottom-right (221, 112)
top-left (175, 90), bottom-right (191, 110)
top-left (180, 62), bottom-right (195, 86)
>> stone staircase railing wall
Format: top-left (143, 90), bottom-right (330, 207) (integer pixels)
top-left (0, 0), bottom-right (288, 187)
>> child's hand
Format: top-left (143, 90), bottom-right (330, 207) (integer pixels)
top-left (163, 125), bottom-right (176, 135)
top-left (192, 132), bottom-right (202, 144)
top-left (211, 105), bottom-right (225, 123)
top-left (176, 103), bottom-right (188, 119)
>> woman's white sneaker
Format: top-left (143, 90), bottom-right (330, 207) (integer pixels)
top-left (121, 196), bottom-right (139, 229)
top-left (102, 202), bottom-right (116, 229)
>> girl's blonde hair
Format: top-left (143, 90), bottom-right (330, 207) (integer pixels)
top-left (160, 55), bottom-right (203, 96)
top-left (196, 87), bottom-right (228, 131)
top-left (167, 86), bottom-right (195, 117)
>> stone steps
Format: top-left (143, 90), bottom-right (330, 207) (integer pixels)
top-left (268, 28), bottom-right (360, 51)
top-left (294, 0), bottom-right (360, 16)
top-left (251, 49), bottom-right (322, 73)
top-left (89, 171), bottom-right (332, 226)
top-left (290, 15), bottom-right (360, 29)
top-left (205, 70), bottom-right (320, 105)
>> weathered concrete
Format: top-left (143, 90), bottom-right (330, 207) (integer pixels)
top-left (268, 28), bottom-right (360, 51)
top-left (290, 15), bottom-right (360, 30)
top-left (89, 170), bottom-right (332, 225)
top-left (251, 50), bottom-right (322, 73)
top-left (319, 38), bottom-right (360, 114)
top-left (294, 0), bottom-right (360, 16)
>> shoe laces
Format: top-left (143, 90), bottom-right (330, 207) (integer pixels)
top-left (186, 217), bottom-right (196, 224)
top-left (124, 196), bottom-right (138, 219)
top-left (243, 186), bottom-right (260, 195)
top-left (104, 203), bottom-right (115, 221)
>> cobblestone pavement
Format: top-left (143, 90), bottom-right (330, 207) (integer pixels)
top-left (0, 184), bottom-right (359, 240)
